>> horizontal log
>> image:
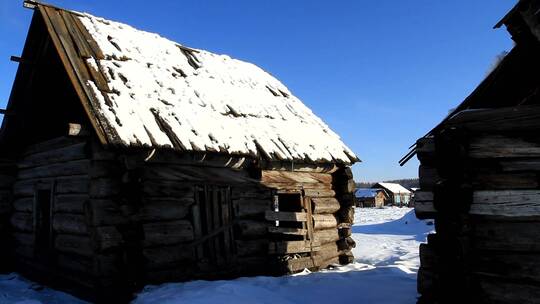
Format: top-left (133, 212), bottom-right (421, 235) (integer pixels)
top-left (142, 180), bottom-right (193, 198)
top-left (416, 137), bottom-right (436, 165)
top-left (303, 188), bottom-right (335, 198)
top-left (89, 178), bottom-right (120, 198)
top-left (285, 256), bottom-right (315, 272)
top-left (136, 149), bottom-right (249, 169)
top-left (260, 170), bottom-right (332, 185)
top-left (10, 212), bottom-right (33, 232)
top-left (231, 186), bottom-right (272, 200)
top-left (54, 194), bottom-right (88, 214)
top-left (91, 226), bottom-right (123, 252)
top-left (18, 143), bottom-right (87, 169)
top-left (17, 159), bottom-right (90, 180)
top-left (474, 220), bottom-right (540, 252)
top-left (313, 214), bottom-right (338, 230)
top-left (446, 104), bottom-right (540, 132)
top-left (419, 243), bottom-right (438, 268)
top-left (478, 279), bottom-right (540, 304)
top-left (417, 266), bottom-right (437, 295)
top-left (143, 245), bottom-right (194, 270)
top-left (312, 242), bottom-right (339, 262)
top-left (470, 190), bottom-right (540, 217)
top-left (234, 198), bottom-right (271, 217)
top-left (262, 182), bottom-right (332, 191)
top-left (12, 232), bottom-right (34, 246)
top-left (469, 134), bottom-right (540, 159)
top-left (312, 228), bottom-right (340, 245)
top-left (339, 251), bottom-right (354, 265)
top-left (53, 214), bottom-right (88, 235)
top-left (236, 220), bottom-right (270, 238)
top-left (473, 251), bottom-right (540, 284)
top-left (268, 240), bottom-right (320, 254)
top-left (143, 220), bottom-right (194, 246)
top-left (337, 237), bottom-right (356, 251)
top-left (13, 197), bottom-right (33, 212)
top-left (268, 226), bottom-right (307, 236)
top-left (335, 179), bottom-right (356, 194)
top-left (135, 197), bottom-right (192, 222)
top-left (419, 165), bottom-right (439, 191)
top-left (141, 164), bottom-right (251, 184)
top-left (56, 253), bottom-right (119, 277)
top-left (311, 197), bottom-right (340, 214)
top-left (22, 137), bottom-right (85, 157)
top-left (56, 176), bottom-right (89, 194)
top-left (85, 199), bottom-right (127, 226)
top-left (89, 160), bottom-right (121, 178)
top-left (55, 234), bottom-right (94, 257)
top-left (236, 240), bottom-right (270, 257)
top-left (472, 172), bottom-right (539, 190)
top-left (265, 211), bottom-right (307, 222)
top-left (259, 161), bottom-right (338, 173)
top-left (414, 191), bottom-right (436, 219)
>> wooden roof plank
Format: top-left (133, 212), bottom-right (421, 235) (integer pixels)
top-left (70, 13), bottom-right (105, 60)
top-left (38, 6), bottom-right (110, 145)
top-left (59, 10), bottom-right (92, 59)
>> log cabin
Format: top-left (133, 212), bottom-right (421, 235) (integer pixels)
top-left (0, 1), bottom-right (359, 301)
top-left (400, 0), bottom-right (540, 303)
top-left (354, 188), bottom-right (386, 208)
top-left (371, 182), bottom-right (411, 207)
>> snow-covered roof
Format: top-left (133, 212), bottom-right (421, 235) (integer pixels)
top-left (355, 188), bottom-right (384, 198)
top-left (57, 10), bottom-right (358, 164)
top-left (374, 183), bottom-right (411, 195)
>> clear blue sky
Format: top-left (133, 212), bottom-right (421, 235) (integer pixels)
top-left (0, 0), bottom-right (516, 182)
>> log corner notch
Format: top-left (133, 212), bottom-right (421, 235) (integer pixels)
top-left (259, 165), bottom-right (356, 273)
top-left (414, 1), bottom-right (540, 302)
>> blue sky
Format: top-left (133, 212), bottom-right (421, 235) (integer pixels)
top-left (0, 0), bottom-right (516, 182)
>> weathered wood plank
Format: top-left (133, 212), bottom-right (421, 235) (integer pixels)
top-left (85, 199), bottom-right (127, 226)
top-left (18, 142), bottom-right (87, 169)
top-left (471, 190), bottom-right (540, 216)
top-left (53, 214), bottom-right (88, 235)
top-left (234, 198), bottom-right (271, 217)
top-left (13, 197), bottom-right (33, 212)
top-left (236, 220), bottom-right (270, 238)
top-left (268, 240), bottom-right (320, 254)
top-left (311, 197), bottom-right (340, 214)
top-left (55, 234), bottom-right (94, 257)
top-left (21, 137), bottom-right (84, 157)
top-left (134, 198), bottom-right (193, 222)
top-left (17, 160), bottom-right (89, 180)
top-left (474, 220), bottom-right (540, 252)
top-left (90, 226), bottom-right (123, 252)
top-left (414, 191), bottom-right (436, 219)
top-left (261, 170), bottom-right (333, 185)
top-left (143, 220), bottom-right (194, 246)
top-left (312, 228), bottom-right (340, 245)
top-left (268, 226), bottom-right (307, 235)
top-left (303, 188), bottom-right (335, 198)
top-left (89, 178), bottom-right (120, 198)
top-left (54, 194), bottom-right (88, 214)
top-left (10, 212), bottom-right (33, 232)
top-left (265, 211), bottom-right (307, 222)
top-left (141, 180), bottom-right (192, 198)
top-left (143, 245), bottom-right (194, 270)
top-left (312, 214), bottom-right (338, 230)
top-left (469, 134), bottom-right (540, 158)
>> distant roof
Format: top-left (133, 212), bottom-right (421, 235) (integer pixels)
top-left (354, 188), bottom-right (382, 198)
top-left (373, 182), bottom-right (411, 194)
top-left (17, 3), bottom-right (359, 164)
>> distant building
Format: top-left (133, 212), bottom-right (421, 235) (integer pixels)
top-left (372, 182), bottom-right (412, 207)
top-left (354, 188), bottom-right (387, 208)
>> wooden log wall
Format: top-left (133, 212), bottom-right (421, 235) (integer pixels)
top-left (414, 119), bottom-right (540, 303)
top-left (0, 159), bottom-right (15, 272)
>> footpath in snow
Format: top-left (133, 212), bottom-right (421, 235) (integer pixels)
top-left (0, 207), bottom-right (434, 304)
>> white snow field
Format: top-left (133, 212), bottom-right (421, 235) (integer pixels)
top-left (0, 207), bottom-right (434, 304)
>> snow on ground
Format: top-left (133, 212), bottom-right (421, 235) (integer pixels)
top-left (0, 207), bottom-right (434, 304)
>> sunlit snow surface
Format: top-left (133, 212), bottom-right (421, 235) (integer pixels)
top-left (0, 208), bottom-right (434, 304)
